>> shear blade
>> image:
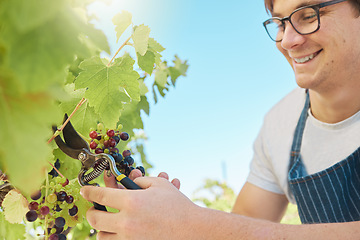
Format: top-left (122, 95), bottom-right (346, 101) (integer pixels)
top-left (52, 125), bottom-right (82, 159)
top-left (62, 114), bottom-right (89, 150)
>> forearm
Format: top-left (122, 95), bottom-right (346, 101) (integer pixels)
top-left (81, 177), bottom-right (360, 240)
top-left (188, 206), bottom-right (360, 240)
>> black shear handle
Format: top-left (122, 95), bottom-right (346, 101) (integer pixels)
top-left (93, 175), bottom-right (141, 212)
top-left (93, 202), bottom-right (107, 211)
top-left (118, 175), bottom-right (142, 190)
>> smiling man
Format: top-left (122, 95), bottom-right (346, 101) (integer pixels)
top-left (80, 0), bottom-right (360, 239)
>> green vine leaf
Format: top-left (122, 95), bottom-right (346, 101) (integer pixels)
top-left (148, 38), bottom-right (165, 66)
top-left (75, 55), bottom-right (140, 128)
top-left (137, 51), bottom-right (155, 75)
top-left (112, 10), bottom-right (132, 42)
top-left (59, 83), bottom-right (99, 136)
top-left (154, 63), bottom-right (168, 88)
top-left (0, 211), bottom-right (25, 240)
top-left (1, 0), bottom-right (63, 33)
top-left (2, 189), bottom-right (28, 224)
top-left (0, 86), bottom-right (61, 195)
top-left (53, 148), bottom-right (82, 181)
top-left (132, 24), bottom-right (150, 56)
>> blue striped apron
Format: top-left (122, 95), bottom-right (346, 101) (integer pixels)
top-left (288, 91), bottom-right (360, 224)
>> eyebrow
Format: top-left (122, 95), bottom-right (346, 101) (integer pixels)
top-left (271, 0), bottom-right (323, 17)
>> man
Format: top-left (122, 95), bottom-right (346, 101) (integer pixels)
top-left (80, 0), bottom-right (360, 238)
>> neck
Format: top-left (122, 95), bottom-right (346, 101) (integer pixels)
top-left (309, 89), bottom-right (360, 124)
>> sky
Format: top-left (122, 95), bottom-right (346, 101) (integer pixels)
top-left (87, 0), bottom-right (298, 198)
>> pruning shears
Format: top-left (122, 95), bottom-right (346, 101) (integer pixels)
top-left (52, 114), bottom-right (141, 211)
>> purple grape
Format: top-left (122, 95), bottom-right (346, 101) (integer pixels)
top-left (57, 191), bottom-right (67, 201)
top-left (55, 205), bottom-right (62, 212)
top-left (124, 156), bottom-right (134, 166)
top-left (65, 195), bottom-right (74, 204)
top-left (55, 226), bottom-right (64, 234)
top-left (68, 205), bottom-right (78, 216)
top-left (30, 190), bottom-right (42, 200)
top-left (55, 217), bottom-right (65, 228)
top-left (120, 132), bottom-right (129, 141)
top-left (136, 166), bottom-right (146, 176)
top-left (26, 210), bottom-right (38, 222)
top-left (58, 234), bottom-right (66, 240)
top-left (113, 135), bottom-right (120, 144)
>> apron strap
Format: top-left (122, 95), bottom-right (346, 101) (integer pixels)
top-left (288, 89), bottom-right (310, 172)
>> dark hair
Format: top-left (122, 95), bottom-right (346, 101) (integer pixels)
top-left (264, 0), bottom-right (360, 16)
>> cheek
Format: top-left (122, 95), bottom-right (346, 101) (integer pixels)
top-left (276, 42), bottom-right (293, 67)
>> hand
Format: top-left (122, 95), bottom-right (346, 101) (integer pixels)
top-left (104, 170), bottom-right (181, 190)
top-left (80, 177), bottom-right (197, 240)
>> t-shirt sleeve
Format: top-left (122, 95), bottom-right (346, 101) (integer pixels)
top-left (246, 122), bottom-right (285, 195)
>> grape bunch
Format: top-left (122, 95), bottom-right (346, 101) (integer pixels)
top-left (88, 123), bottom-right (145, 177)
top-left (25, 176), bottom-right (81, 240)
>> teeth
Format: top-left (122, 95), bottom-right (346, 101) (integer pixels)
top-left (294, 53), bottom-right (315, 63)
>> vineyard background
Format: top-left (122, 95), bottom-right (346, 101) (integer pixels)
top-left (0, 0), bottom-right (301, 239)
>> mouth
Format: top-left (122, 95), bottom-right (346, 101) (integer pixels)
top-left (293, 50), bottom-right (322, 64)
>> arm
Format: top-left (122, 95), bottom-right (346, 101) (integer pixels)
top-left (232, 182), bottom-right (289, 222)
top-left (80, 177), bottom-right (360, 240)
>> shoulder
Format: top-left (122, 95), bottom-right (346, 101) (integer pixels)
top-left (251, 88), bottom-right (307, 200)
top-left (263, 87), bottom-right (307, 127)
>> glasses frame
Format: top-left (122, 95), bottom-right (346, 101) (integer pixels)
top-left (263, 0), bottom-right (348, 42)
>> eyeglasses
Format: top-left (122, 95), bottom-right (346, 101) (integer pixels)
top-left (263, 0), bottom-right (347, 42)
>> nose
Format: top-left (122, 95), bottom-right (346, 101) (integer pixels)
top-left (280, 22), bottom-right (306, 50)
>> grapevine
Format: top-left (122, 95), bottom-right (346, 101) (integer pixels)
top-left (0, 0), bottom-right (188, 239)
top-left (24, 169), bottom-right (90, 240)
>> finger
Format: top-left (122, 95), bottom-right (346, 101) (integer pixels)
top-left (104, 172), bottom-right (122, 189)
top-left (87, 207), bottom-right (119, 233)
top-left (128, 169), bottom-right (142, 180)
top-left (96, 231), bottom-right (117, 240)
top-left (134, 176), bottom-right (172, 189)
top-left (171, 178), bottom-right (181, 190)
top-left (157, 172), bottom-right (169, 180)
top-left (81, 186), bottom-right (130, 210)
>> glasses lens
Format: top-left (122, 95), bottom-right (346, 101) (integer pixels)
top-left (291, 7), bottom-right (319, 34)
top-left (264, 7), bottom-right (319, 42)
top-left (264, 19), bottom-right (283, 42)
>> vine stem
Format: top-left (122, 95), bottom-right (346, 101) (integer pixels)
top-left (107, 35), bottom-right (132, 66)
top-left (47, 98), bottom-right (87, 144)
top-left (44, 169), bottom-right (49, 240)
top-left (47, 161), bottom-right (65, 179)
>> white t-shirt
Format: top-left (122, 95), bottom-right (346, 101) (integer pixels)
top-left (247, 87), bottom-right (360, 203)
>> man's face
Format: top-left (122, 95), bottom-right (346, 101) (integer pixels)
top-left (273, 0), bottom-right (360, 92)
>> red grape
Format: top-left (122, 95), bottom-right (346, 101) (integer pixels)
top-left (109, 138), bottom-right (116, 147)
top-left (49, 234), bottom-right (59, 240)
top-left (122, 150), bottom-right (131, 157)
top-left (95, 148), bottom-right (104, 154)
top-left (89, 141), bottom-right (98, 149)
top-left (107, 129), bottom-right (115, 137)
top-left (61, 178), bottom-right (69, 187)
top-left (28, 201), bottom-right (39, 210)
top-left (89, 131), bottom-right (98, 139)
top-left (40, 206), bottom-right (50, 215)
